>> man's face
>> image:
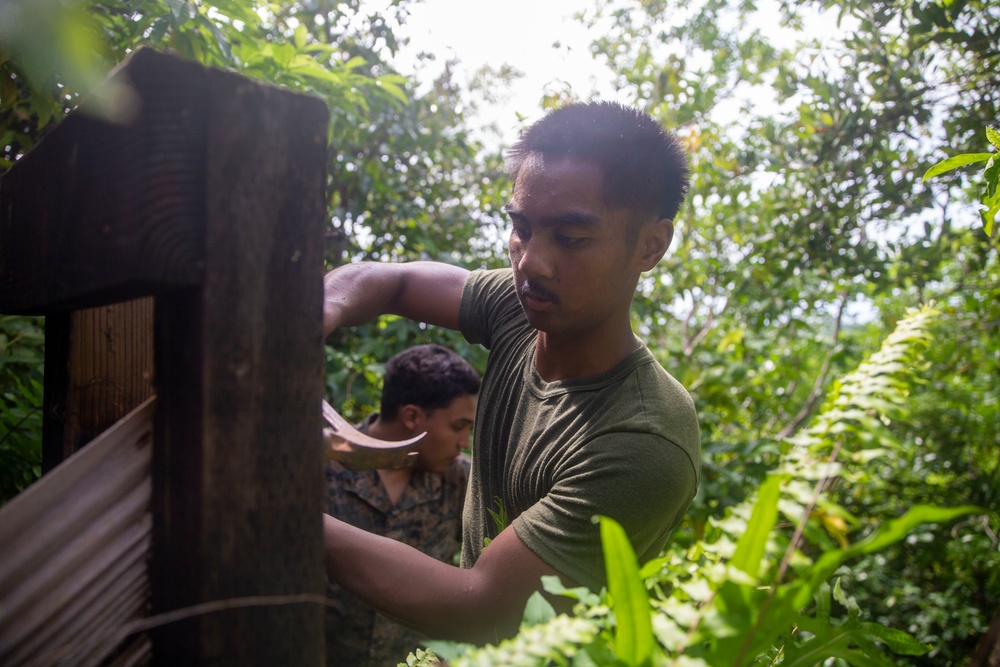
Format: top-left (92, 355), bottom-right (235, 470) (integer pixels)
top-left (413, 393), bottom-right (477, 473)
top-left (505, 153), bottom-right (647, 339)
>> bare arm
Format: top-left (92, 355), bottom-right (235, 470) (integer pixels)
top-left (323, 261), bottom-right (470, 337)
top-left (323, 514), bottom-right (569, 644)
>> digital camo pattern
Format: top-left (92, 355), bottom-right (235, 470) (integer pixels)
top-left (325, 443), bottom-right (469, 667)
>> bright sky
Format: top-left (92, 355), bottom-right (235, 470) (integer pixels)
top-left (390, 0), bottom-right (829, 149)
top-left (393, 0), bottom-right (619, 147)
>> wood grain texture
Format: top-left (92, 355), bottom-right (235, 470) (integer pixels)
top-left (150, 54), bottom-right (329, 667)
top-left (39, 298), bottom-right (156, 470)
top-left (0, 47), bottom-right (207, 314)
top-left (0, 47), bottom-right (330, 666)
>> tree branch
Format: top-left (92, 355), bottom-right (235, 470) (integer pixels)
top-left (776, 291), bottom-right (848, 441)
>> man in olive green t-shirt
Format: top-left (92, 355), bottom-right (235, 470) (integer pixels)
top-left (458, 268), bottom-right (699, 591)
top-left (321, 100), bottom-right (700, 644)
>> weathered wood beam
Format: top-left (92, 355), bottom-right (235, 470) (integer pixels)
top-left (0, 48), bottom-right (209, 313)
top-left (1, 47), bottom-right (330, 666)
top-left (145, 48), bottom-right (329, 667)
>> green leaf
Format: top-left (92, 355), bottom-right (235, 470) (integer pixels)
top-left (376, 76), bottom-right (409, 105)
top-left (922, 153), bottom-right (994, 180)
top-left (637, 555), bottom-right (670, 579)
top-left (342, 55), bottom-right (367, 70)
top-left (981, 201), bottom-right (998, 237)
top-left (522, 590), bottom-right (556, 627)
top-left (287, 55), bottom-right (345, 86)
top-left (203, 0), bottom-right (262, 26)
top-left (293, 24), bottom-right (308, 51)
top-left (983, 156), bottom-right (1000, 199)
top-left (814, 582), bottom-right (831, 624)
top-left (541, 575), bottom-right (602, 606)
top-left (730, 472), bottom-right (783, 577)
top-left (855, 621), bottom-right (932, 656)
top-left (987, 126), bottom-right (1000, 151)
top-left (848, 504), bottom-right (983, 555)
top-left (599, 515), bottom-right (654, 667)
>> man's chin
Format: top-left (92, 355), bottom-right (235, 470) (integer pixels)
top-left (519, 302), bottom-right (553, 330)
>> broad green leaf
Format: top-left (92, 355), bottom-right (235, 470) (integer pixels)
top-left (599, 516), bottom-right (654, 667)
top-left (730, 472), bottom-right (783, 577)
top-left (987, 126), bottom-right (1000, 151)
top-left (982, 201), bottom-right (998, 237)
top-left (855, 621), bottom-right (932, 656)
top-left (848, 505), bottom-right (983, 555)
top-left (343, 55), bottom-right (367, 70)
top-left (541, 575), bottom-right (602, 606)
top-left (522, 590), bottom-right (556, 627)
top-left (287, 55), bottom-right (345, 86)
top-left (203, 0), bottom-right (262, 26)
top-left (293, 24), bottom-right (308, 51)
top-left (800, 504), bottom-right (984, 610)
top-left (638, 555), bottom-right (670, 579)
top-left (814, 582), bottom-right (831, 623)
top-left (922, 152), bottom-right (994, 180)
top-left (376, 77), bottom-right (409, 105)
top-left (984, 156), bottom-right (999, 198)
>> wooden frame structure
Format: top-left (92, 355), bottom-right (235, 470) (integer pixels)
top-left (0, 48), bottom-right (329, 666)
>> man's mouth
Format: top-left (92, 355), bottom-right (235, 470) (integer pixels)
top-left (519, 281), bottom-right (560, 308)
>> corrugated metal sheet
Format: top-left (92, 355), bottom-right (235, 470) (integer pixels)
top-left (0, 398), bottom-right (155, 667)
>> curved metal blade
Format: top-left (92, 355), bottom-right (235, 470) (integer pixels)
top-left (321, 400), bottom-right (425, 470)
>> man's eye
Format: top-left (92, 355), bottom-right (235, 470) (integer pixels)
top-left (557, 235), bottom-right (586, 247)
top-left (512, 226), bottom-right (530, 241)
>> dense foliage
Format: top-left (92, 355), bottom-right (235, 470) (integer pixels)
top-left (1, 0), bottom-right (997, 665)
top-left (0, 316), bottom-right (43, 500)
top-left (414, 305), bottom-right (983, 666)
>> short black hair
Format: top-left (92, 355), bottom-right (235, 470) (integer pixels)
top-left (505, 101), bottom-right (690, 223)
top-left (380, 344), bottom-right (481, 421)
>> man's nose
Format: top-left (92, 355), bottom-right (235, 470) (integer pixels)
top-left (515, 235), bottom-right (555, 279)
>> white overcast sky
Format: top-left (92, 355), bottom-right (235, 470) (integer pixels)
top-left (388, 0), bottom-right (827, 148)
top-left (392, 0), bottom-right (620, 147)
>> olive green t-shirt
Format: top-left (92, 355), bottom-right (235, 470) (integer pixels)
top-left (458, 268), bottom-right (701, 591)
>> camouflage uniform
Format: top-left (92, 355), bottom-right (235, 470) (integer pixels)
top-left (325, 414), bottom-right (469, 667)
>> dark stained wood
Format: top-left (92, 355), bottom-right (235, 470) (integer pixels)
top-left (148, 53), bottom-right (329, 666)
top-left (0, 47), bottom-right (329, 666)
top-left (0, 48), bottom-right (208, 314)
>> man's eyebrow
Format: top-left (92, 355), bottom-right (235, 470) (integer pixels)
top-left (554, 211), bottom-right (601, 226)
top-left (502, 204), bottom-right (600, 227)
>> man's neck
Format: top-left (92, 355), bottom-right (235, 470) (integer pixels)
top-left (534, 326), bottom-right (640, 382)
top-left (367, 415), bottom-right (416, 506)
top-left (376, 467), bottom-right (414, 506)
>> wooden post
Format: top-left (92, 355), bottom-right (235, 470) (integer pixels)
top-left (0, 48), bottom-right (329, 666)
top-left (150, 52), bottom-right (329, 667)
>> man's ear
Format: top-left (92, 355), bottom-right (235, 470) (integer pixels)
top-left (398, 405), bottom-right (423, 431)
top-left (636, 218), bottom-right (674, 272)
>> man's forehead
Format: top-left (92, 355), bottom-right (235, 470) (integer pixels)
top-left (512, 153), bottom-right (606, 196)
top-left (506, 154), bottom-right (613, 219)
top-left (517, 151), bottom-right (602, 175)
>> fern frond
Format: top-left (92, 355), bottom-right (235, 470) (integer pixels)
top-left (445, 615), bottom-right (600, 667)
